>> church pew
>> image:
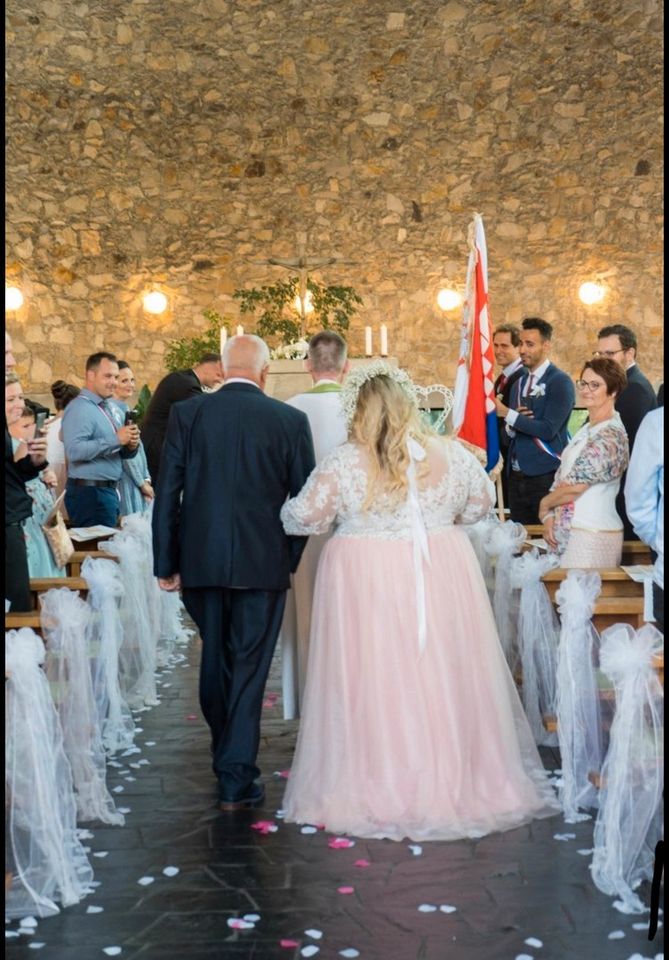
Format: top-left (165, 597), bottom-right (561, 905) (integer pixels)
top-left (28, 577), bottom-right (89, 610)
top-left (5, 611), bottom-right (44, 635)
top-left (540, 567), bottom-right (643, 602)
top-left (620, 540), bottom-right (653, 565)
top-left (67, 549), bottom-right (118, 577)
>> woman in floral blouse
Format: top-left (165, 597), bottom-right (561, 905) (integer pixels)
top-left (539, 358), bottom-right (629, 568)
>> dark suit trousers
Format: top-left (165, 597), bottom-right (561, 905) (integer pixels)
top-left (6, 522), bottom-right (31, 612)
top-left (508, 470), bottom-right (556, 525)
top-left (182, 586), bottom-right (286, 799)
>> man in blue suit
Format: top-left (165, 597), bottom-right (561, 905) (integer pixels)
top-left (495, 317), bottom-right (575, 525)
top-left (153, 336), bottom-right (316, 810)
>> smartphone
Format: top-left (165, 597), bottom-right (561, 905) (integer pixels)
top-left (124, 410), bottom-right (138, 426)
top-left (35, 411), bottom-right (48, 436)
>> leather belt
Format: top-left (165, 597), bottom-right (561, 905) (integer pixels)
top-left (69, 478), bottom-right (118, 489)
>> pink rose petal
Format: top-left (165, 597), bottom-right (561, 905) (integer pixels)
top-left (186, 714), bottom-right (198, 721)
top-left (250, 820), bottom-right (278, 835)
top-left (338, 886), bottom-right (355, 895)
top-left (328, 837), bottom-right (355, 849)
top-left (280, 940), bottom-right (301, 948)
top-left (354, 859), bottom-right (370, 868)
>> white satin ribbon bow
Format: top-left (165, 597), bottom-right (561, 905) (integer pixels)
top-left (406, 436), bottom-right (431, 655)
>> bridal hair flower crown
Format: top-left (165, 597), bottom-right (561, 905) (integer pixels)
top-left (340, 360), bottom-right (419, 428)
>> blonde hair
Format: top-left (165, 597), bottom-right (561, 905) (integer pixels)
top-left (350, 374), bottom-right (435, 508)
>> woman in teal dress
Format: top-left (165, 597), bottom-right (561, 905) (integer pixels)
top-left (9, 408), bottom-right (65, 579)
top-left (113, 361), bottom-right (154, 517)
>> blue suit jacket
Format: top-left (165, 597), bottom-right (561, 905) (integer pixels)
top-left (152, 383), bottom-right (316, 590)
top-left (507, 364), bottom-right (575, 476)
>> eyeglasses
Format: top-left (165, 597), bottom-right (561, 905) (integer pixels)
top-left (575, 379), bottom-right (604, 392)
top-left (592, 349), bottom-right (624, 358)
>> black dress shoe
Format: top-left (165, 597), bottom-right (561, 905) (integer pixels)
top-left (218, 781), bottom-right (265, 812)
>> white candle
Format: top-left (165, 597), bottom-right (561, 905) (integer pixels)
top-left (236, 324), bottom-right (244, 336)
top-left (380, 324), bottom-right (388, 356)
top-left (220, 327), bottom-right (227, 356)
top-left (364, 326), bottom-right (373, 356)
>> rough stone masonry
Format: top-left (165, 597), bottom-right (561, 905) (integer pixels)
top-left (5, 0), bottom-right (664, 392)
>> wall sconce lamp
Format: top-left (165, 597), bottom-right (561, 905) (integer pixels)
top-left (578, 281), bottom-right (606, 306)
top-left (437, 288), bottom-right (462, 311)
top-left (142, 290), bottom-right (169, 314)
top-left (5, 286), bottom-right (24, 311)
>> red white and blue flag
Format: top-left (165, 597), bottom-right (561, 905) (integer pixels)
top-left (452, 214), bottom-right (500, 473)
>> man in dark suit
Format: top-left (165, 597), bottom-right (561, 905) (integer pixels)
top-left (492, 324), bottom-right (525, 511)
top-left (153, 336), bottom-right (316, 811)
top-left (495, 317), bottom-right (575, 525)
top-left (596, 324), bottom-right (658, 538)
top-left (141, 353), bottom-right (223, 484)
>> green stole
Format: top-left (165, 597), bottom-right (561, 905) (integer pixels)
top-left (306, 383), bottom-right (342, 394)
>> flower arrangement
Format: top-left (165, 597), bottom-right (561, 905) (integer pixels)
top-left (340, 360), bottom-right (418, 428)
top-left (270, 339), bottom-right (310, 360)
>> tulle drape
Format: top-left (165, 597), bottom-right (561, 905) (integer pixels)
top-left (510, 549), bottom-right (560, 747)
top-left (462, 516), bottom-right (497, 603)
top-left (82, 556), bottom-right (136, 756)
top-left (483, 520), bottom-right (527, 667)
top-left (591, 624), bottom-right (664, 914)
top-left (5, 628), bottom-right (94, 919)
top-left (555, 570), bottom-right (604, 822)
top-left (40, 588), bottom-right (124, 826)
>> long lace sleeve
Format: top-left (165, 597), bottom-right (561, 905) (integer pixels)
top-left (451, 441), bottom-right (497, 525)
top-left (281, 451), bottom-right (342, 536)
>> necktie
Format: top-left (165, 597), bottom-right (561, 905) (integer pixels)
top-left (496, 373), bottom-right (508, 394)
top-left (525, 374), bottom-right (535, 398)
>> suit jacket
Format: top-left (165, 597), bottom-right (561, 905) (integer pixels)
top-left (152, 383), bottom-right (316, 590)
top-left (506, 363), bottom-right (575, 476)
top-left (494, 364), bottom-right (525, 462)
top-left (614, 364), bottom-right (657, 539)
top-left (5, 425), bottom-right (43, 524)
top-left (141, 369), bottom-right (202, 482)
top-left (615, 365), bottom-right (658, 451)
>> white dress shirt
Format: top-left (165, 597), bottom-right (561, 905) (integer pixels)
top-left (625, 407), bottom-right (664, 588)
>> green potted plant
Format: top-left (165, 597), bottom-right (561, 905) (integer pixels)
top-left (163, 309), bottom-right (232, 372)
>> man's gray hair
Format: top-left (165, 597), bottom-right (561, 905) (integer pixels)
top-left (308, 330), bottom-right (347, 374)
top-left (223, 334), bottom-right (270, 375)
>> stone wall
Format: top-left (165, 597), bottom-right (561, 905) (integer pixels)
top-left (6, 0), bottom-right (664, 395)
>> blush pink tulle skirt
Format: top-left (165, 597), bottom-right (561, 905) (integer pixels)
top-left (283, 527), bottom-right (561, 841)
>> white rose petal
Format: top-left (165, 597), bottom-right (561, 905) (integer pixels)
top-left (93, 852), bottom-right (109, 859)
top-left (301, 826), bottom-right (318, 835)
top-left (28, 943), bottom-right (46, 950)
top-left (607, 930), bottom-right (625, 940)
top-left (103, 949), bottom-right (122, 957)
top-left (305, 929), bottom-right (323, 940)
top-left (86, 906), bottom-right (104, 914)
top-left (19, 917), bottom-right (38, 928)
top-left (339, 951), bottom-right (360, 958)
top-left (418, 904), bottom-right (438, 913)
top-left (408, 845), bottom-right (422, 856)
top-left (137, 876), bottom-right (154, 886)
top-left (525, 938), bottom-right (543, 948)
top-left (243, 913), bottom-right (260, 922)
top-left (301, 948), bottom-right (320, 959)
top-left (163, 867), bottom-right (180, 877)
top-left (439, 905), bottom-right (457, 913)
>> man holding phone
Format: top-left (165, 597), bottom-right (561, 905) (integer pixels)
top-left (62, 352), bottom-right (140, 527)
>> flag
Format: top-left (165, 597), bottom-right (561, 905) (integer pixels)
top-left (452, 214), bottom-right (500, 473)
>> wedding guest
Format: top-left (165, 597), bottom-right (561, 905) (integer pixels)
top-left (113, 361), bottom-right (154, 516)
top-left (495, 317), bottom-right (575, 525)
top-left (281, 362), bottom-right (560, 840)
top-left (5, 373), bottom-right (48, 611)
top-left (281, 331), bottom-right (349, 717)
top-left (492, 324), bottom-right (524, 510)
top-left (62, 352), bottom-right (140, 528)
top-left (539, 359), bottom-right (629, 567)
top-left (625, 407), bottom-right (664, 631)
top-left (595, 323), bottom-right (657, 538)
top-left (153, 336), bottom-right (315, 811)
top-left (141, 353), bottom-right (223, 485)
top-left (9, 406), bottom-right (65, 579)
top-left (47, 380), bottom-right (81, 501)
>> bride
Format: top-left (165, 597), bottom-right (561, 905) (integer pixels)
top-left (280, 362), bottom-right (560, 841)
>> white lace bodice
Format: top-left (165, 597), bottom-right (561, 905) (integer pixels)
top-left (281, 439), bottom-right (496, 540)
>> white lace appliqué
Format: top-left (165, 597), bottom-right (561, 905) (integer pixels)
top-left (280, 440), bottom-right (495, 540)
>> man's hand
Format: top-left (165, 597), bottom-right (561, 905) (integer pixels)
top-left (494, 394), bottom-right (509, 417)
top-left (40, 468), bottom-right (58, 488)
top-left (158, 573), bottom-right (181, 592)
top-left (140, 481), bottom-right (155, 502)
top-left (516, 405), bottom-right (534, 419)
top-left (117, 425), bottom-right (141, 448)
top-left (26, 436), bottom-right (48, 467)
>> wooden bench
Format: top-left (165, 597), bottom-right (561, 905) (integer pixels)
top-left (5, 611), bottom-right (44, 634)
top-left (541, 567), bottom-right (644, 602)
top-left (620, 540), bottom-right (653, 565)
top-left (67, 549), bottom-right (118, 577)
top-left (28, 577), bottom-right (89, 609)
